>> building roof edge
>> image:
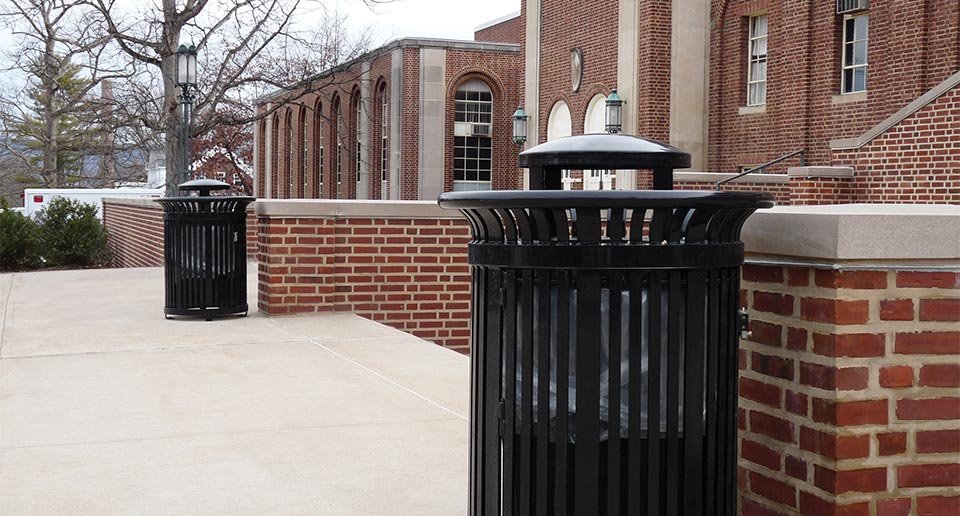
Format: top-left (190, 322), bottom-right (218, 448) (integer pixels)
top-left (254, 38), bottom-right (520, 105)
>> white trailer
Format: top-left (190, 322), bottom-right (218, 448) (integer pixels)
top-left (23, 188), bottom-right (163, 219)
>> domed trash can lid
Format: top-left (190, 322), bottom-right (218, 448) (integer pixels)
top-left (178, 178), bottom-right (232, 197)
top-left (519, 134), bottom-right (691, 170)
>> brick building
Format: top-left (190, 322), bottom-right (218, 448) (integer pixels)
top-left (253, 16), bottom-right (522, 200)
top-left (521, 0), bottom-right (960, 202)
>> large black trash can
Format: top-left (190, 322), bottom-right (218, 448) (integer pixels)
top-left (438, 134), bottom-right (773, 516)
top-left (155, 179), bottom-right (255, 319)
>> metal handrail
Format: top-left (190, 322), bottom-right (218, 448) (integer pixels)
top-left (715, 149), bottom-right (805, 190)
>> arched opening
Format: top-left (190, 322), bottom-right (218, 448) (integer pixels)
top-left (285, 109), bottom-right (293, 198)
top-left (583, 94), bottom-right (612, 190)
top-left (313, 99), bottom-right (323, 198)
top-left (453, 78), bottom-right (493, 191)
top-left (351, 91), bottom-right (362, 200)
top-left (296, 106), bottom-right (310, 199)
top-left (270, 112), bottom-right (280, 198)
top-left (332, 95), bottom-right (342, 199)
top-left (547, 101), bottom-right (574, 189)
top-left (257, 119), bottom-right (267, 197)
top-left (377, 81), bottom-right (389, 200)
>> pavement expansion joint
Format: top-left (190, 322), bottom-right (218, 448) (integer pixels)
top-left (267, 318), bottom-right (469, 422)
top-left (0, 417), bottom-right (462, 451)
top-left (0, 339), bottom-right (309, 361)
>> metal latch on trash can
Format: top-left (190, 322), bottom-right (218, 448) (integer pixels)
top-left (738, 308), bottom-right (752, 340)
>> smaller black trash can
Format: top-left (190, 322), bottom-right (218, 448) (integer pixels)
top-left (155, 179), bottom-right (255, 319)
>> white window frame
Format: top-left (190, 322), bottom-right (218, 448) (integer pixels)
top-left (453, 80), bottom-right (493, 191)
top-left (746, 14), bottom-right (768, 107)
top-left (841, 14), bottom-right (868, 94)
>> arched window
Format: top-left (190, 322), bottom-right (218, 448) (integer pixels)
top-left (453, 79), bottom-right (493, 191)
top-left (547, 101), bottom-right (573, 189)
top-left (584, 94), bottom-right (607, 134)
top-left (257, 119), bottom-right (267, 197)
top-left (285, 109), bottom-right (293, 198)
top-left (300, 106), bottom-right (308, 197)
top-left (271, 112), bottom-right (280, 198)
top-left (378, 82), bottom-right (388, 200)
top-left (333, 96), bottom-right (342, 198)
top-left (547, 101), bottom-right (572, 141)
top-left (583, 94), bottom-right (611, 190)
top-left (313, 99), bottom-right (323, 198)
top-left (353, 92), bottom-right (362, 200)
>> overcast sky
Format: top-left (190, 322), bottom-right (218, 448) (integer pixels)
top-left (342, 0), bottom-right (519, 43)
top-left (0, 0), bottom-right (520, 86)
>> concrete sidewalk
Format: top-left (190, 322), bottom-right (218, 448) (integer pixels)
top-left (0, 267), bottom-right (469, 516)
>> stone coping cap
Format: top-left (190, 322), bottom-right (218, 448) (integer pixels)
top-left (105, 197), bottom-right (257, 212)
top-left (743, 204), bottom-right (960, 262)
top-left (103, 197), bottom-right (162, 208)
top-left (787, 166), bottom-right (855, 178)
top-left (254, 199), bottom-right (453, 218)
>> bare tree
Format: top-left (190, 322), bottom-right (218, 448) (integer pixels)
top-left (84, 0), bottom-right (379, 194)
top-left (0, 0), bottom-right (146, 191)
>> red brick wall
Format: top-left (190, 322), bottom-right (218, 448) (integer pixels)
top-left (256, 207), bottom-right (472, 351)
top-left (675, 177), bottom-right (792, 204)
top-left (535, 0), bottom-right (619, 140)
top-left (475, 15), bottom-right (522, 44)
top-left (832, 85), bottom-right (960, 204)
top-left (739, 264), bottom-right (960, 515)
top-left (103, 199), bottom-right (258, 267)
top-left (788, 176), bottom-right (853, 205)
top-left (103, 200), bottom-right (164, 268)
top-left (710, 0), bottom-right (960, 175)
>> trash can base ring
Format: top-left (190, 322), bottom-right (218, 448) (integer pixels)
top-left (164, 305), bottom-right (248, 318)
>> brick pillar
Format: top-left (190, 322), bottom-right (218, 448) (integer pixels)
top-left (739, 265), bottom-right (959, 514)
top-left (788, 167), bottom-right (854, 205)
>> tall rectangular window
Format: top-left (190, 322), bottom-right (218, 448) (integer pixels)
top-left (842, 15), bottom-right (868, 93)
top-left (747, 14), bottom-right (768, 106)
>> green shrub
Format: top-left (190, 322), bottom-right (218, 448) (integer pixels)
top-left (35, 197), bottom-right (113, 267)
top-left (0, 199), bottom-right (40, 270)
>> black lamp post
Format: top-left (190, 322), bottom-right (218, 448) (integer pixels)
top-left (176, 43), bottom-right (198, 185)
top-left (605, 88), bottom-right (623, 134)
top-left (512, 106), bottom-right (528, 151)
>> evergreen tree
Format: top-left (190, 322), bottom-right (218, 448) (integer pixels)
top-left (9, 58), bottom-right (97, 187)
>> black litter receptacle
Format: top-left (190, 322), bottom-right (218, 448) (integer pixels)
top-left (155, 179), bottom-right (255, 320)
top-left (438, 134), bottom-right (773, 516)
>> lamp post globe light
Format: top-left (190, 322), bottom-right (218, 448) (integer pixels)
top-left (605, 87), bottom-right (623, 134)
top-left (176, 43), bottom-right (198, 186)
top-left (512, 105), bottom-right (528, 149)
